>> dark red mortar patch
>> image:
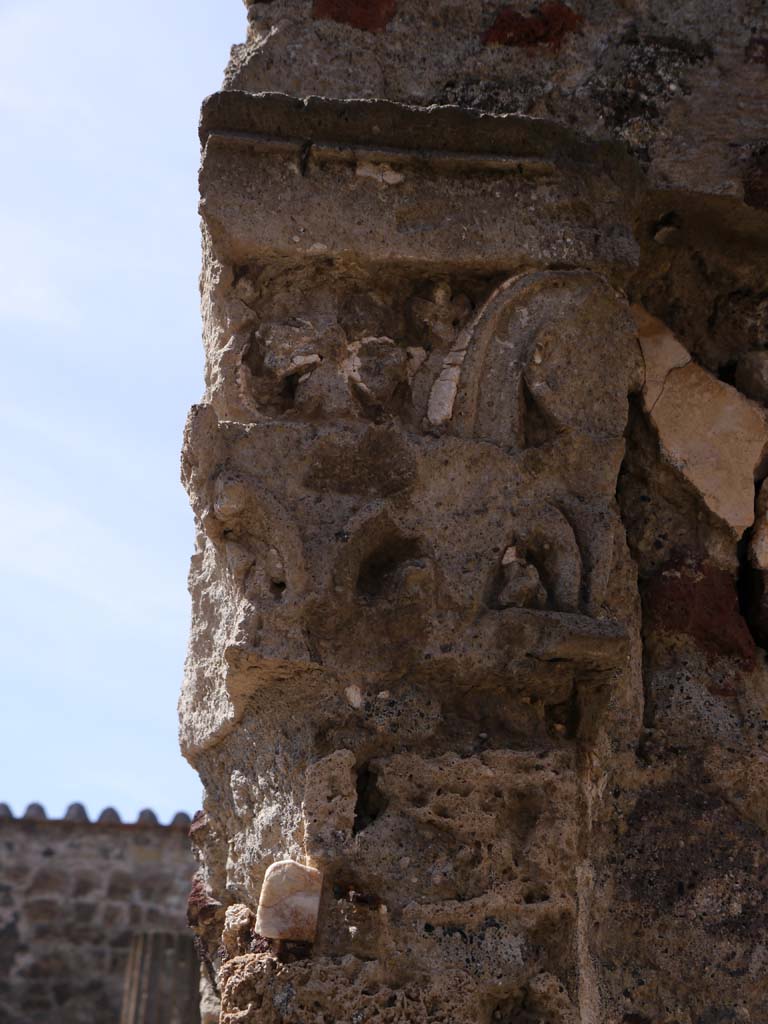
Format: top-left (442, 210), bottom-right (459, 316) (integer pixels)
top-left (745, 36), bottom-right (768, 65)
top-left (744, 148), bottom-right (768, 211)
top-left (189, 809), bottom-right (208, 836)
top-left (186, 876), bottom-right (221, 927)
top-left (312, 0), bottom-right (397, 32)
top-left (482, 2), bottom-right (583, 51)
top-left (643, 560), bottom-right (756, 669)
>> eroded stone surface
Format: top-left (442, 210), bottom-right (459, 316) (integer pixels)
top-left (183, 88), bottom-right (644, 1022)
top-left (182, 9), bottom-right (768, 1022)
top-left (736, 349), bottom-right (768, 405)
top-left (222, 903), bottom-right (256, 957)
top-left (751, 480), bottom-right (768, 570)
top-left (228, 0), bottom-right (768, 200)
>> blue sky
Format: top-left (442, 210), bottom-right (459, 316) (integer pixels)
top-left (0, 0), bottom-right (245, 823)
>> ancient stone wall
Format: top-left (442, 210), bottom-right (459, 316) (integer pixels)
top-left (181, 3), bottom-right (768, 1023)
top-left (0, 803), bottom-right (197, 1024)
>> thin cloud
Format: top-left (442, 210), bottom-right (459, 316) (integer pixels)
top-left (0, 3), bottom-right (78, 120)
top-left (0, 480), bottom-right (186, 626)
top-left (0, 216), bottom-right (82, 327)
top-left (0, 397), bottom-right (150, 486)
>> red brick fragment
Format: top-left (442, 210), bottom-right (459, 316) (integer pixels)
top-left (483, 2), bottom-right (583, 51)
top-left (186, 875), bottom-right (221, 928)
top-left (744, 149), bottom-right (768, 211)
top-left (312, 0), bottom-right (397, 33)
top-left (643, 560), bottom-right (756, 669)
top-left (745, 36), bottom-right (768, 65)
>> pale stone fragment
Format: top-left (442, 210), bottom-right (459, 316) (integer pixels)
top-left (651, 362), bottom-right (767, 534)
top-left (345, 684), bottom-right (363, 709)
top-left (633, 305), bottom-right (768, 534)
top-left (502, 545), bottom-right (520, 565)
top-left (631, 304), bottom-right (691, 411)
top-left (255, 860), bottom-right (323, 942)
top-left (426, 368), bottom-right (460, 425)
top-left (287, 353), bottom-right (321, 375)
top-left (355, 161), bottom-right (404, 185)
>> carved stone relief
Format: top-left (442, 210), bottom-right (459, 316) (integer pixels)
top-left (180, 93), bottom-right (653, 1024)
top-left (182, 51), bottom-right (768, 1019)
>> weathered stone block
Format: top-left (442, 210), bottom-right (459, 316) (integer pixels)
top-left (255, 861), bottom-right (323, 942)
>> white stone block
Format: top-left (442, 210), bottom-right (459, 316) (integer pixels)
top-left (256, 860), bottom-right (323, 942)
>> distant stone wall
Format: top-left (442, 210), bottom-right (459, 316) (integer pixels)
top-left (0, 802), bottom-right (197, 1024)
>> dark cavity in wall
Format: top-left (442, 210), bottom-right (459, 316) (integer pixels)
top-left (735, 483), bottom-right (768, 653)
top-left (356, 536), bottom-right (423, 601)
top-left (353, 763), bottom-right (387, 834)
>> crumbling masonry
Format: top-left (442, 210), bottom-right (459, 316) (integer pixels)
top-left (181, 3), bottom-right (768, 1023)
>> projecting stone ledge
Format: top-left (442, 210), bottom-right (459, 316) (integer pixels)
top-left (198, 90), bottom-right (641, 277)
top-left (633, 305), bottom-right (768, 536)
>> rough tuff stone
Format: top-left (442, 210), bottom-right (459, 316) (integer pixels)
top-left (226, 0), bottom-right (768, 198)
top-left (198, 92), bottom-right (640, 279)
top-left (222, 903), bottom-right (256, 957)
top-left (255, 861), bottom-right (323, 942)
top-left (182, 7), bottom-right (768, 1022)
top-left (751, 480), bottom-right (768, 570)
top-left (634, 305), bottom-right (768, 535)
top-left (736, 349), bottom-right (768, 405)
top-left (184, 88), bottom-right (642, 1023)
